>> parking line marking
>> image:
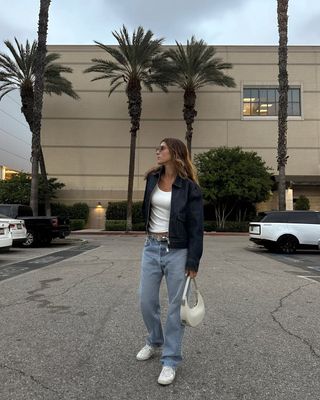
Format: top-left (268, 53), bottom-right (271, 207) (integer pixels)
top-left (298, 275), bottom-right (320, 283)
top-left (0, 243), bottom-right (100, 282)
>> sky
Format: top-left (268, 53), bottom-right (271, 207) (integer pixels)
top-left (1, 0), bottom-right (320, 172)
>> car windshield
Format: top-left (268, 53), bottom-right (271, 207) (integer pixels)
top-left (0, 213), bottom-right (10, 218)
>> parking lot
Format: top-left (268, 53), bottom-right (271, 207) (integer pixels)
top-left (1, 233), bottom-right (319, 283)
top-left (249, 241), bottom-right (320, 282)
top-left (0, 237), bottom-right (98, 281)
top-left (1, 234), bottom-right (320, 400)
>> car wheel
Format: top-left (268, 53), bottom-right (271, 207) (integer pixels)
top-left (277, 235), bottom-right (299, 254)
top-left (23, 232), bottom-right (37, 247)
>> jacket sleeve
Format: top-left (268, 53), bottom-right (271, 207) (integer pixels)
top-left (186, 183), bottom-right (204, 272)
top-left (141, 176), bottom-right (149, 225)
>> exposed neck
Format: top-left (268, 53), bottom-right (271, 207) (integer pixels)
top-left (163, 163), bottom-right (176, 179)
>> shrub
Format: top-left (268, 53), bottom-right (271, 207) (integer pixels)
top-left (69, 203), bottom-right (90, 222)
top-left (106, 201), bottom-right (144, 223)
top-left (51, 203), bottom-right (70, 218)
top-left (106, 201), bottom-right (126, 220)
top-left (294, 195), bottom-right (310, 210)
top-left (133, 222), bottom-right (145, 231)
top-left (204, 220), bottom-right (249, 232)
top-left (70, 219), bottom-right (86, 231)
top-left (105, 220), bottom-right (145, 231)
top-left (51, 202), bottom-right (90, 222)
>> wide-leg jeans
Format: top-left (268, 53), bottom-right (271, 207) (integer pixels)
top-left (139, 236), bottom-right (188, 368)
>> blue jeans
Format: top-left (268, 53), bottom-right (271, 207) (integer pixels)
top-left (139, 237), bottom-right (188, 368)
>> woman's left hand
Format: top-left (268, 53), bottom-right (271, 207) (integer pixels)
top-left (186, 269), bottom-right (197, 278)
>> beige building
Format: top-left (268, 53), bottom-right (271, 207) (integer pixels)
top-left (42, 45), bottom-right (320, 228)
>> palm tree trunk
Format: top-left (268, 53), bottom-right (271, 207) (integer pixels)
top-left (183, 89), bottom-right (197, 155)
top-left (126, 80), bottom-right (142, 232)
top-left (30, 0), bottom-right (51, 216)
top-left (39, 147), bottom-right (51, 216)
top-left (277, 0), bottom-right (289, 211)
top-left (21, 87), bottom-right (51, 216)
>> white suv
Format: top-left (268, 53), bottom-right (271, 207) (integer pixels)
top-left (249, 211), bottom-right (320, 253)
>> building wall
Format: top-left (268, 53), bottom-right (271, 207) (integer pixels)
top-left (42, 45), bottom-right (320, 227)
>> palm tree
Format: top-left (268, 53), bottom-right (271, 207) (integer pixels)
top-left (84, 25), bottom-right (169, 231)
top-left (277, 0), bottom-right (289, 210)
top-left (164, 37), bottom-right (236, 154)
top-left (29, 0), bottom-right (52, 216)
top-left (0, 38), bottom-right (79, 214)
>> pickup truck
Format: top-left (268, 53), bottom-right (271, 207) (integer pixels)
top-left (0, 204), bottom-right (71, 247)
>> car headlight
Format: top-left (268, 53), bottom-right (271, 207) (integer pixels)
top-left (249, 224), bottom-right (261, 235)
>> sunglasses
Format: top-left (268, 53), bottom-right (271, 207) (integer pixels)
top-left (155, 145), bottom-right (167, 152)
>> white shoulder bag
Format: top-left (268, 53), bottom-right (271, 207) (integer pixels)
top-left (180, 277), bottom-right (205, 327)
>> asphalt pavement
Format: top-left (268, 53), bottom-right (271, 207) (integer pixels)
top-left (1, 235), bottom-right (320, 400)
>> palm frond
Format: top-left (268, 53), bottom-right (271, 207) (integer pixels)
top-left (109, 80), bottom-right (123, 96)
top-left (85, 25), bottom-right (169, 98)
top-left (44, 75), bottom-right (79, 99)
top-left (3, 39), bottom-right (26, 74)
top-left (0, 87), bottom-right (15, 100)
top-left (0, 38), bottom-right (78, 101)
top-left (93, 41), bottom-right (129, 71)
top-left (165, 36), bottom-right (236, 91)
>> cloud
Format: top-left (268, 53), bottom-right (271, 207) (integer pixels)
top-left (104, 0), bottom-right (250, 43)
top-left (290, 13), bottom-right (320, 44)
top-left (0, 1), bottom-right (38, 51)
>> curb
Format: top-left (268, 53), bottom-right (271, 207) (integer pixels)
top-left (70, 230), bottom-right (249, 237)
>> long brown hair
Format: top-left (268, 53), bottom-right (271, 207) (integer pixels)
top-left (145, 138), bottom-right (198, 183)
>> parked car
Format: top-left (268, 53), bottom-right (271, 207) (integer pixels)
top-left (0, 222), bottom-right (12, 251)
top-left (0, 204), bottom-right (70, 247)
top-left (0, 213), bottom-right (27, 245)
top-left (249, 211), bottom-right (320, 253)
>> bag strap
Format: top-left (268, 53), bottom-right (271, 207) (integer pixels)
top-left (182, 276), bottom-right (190, 304)
top-left (181, 277), bottom-right (199, 306)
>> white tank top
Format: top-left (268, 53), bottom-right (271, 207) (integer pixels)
top-left (148, 185), bottom-right (172, 233)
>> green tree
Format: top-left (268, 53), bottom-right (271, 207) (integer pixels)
top-left (0, 172), bottom-right (64, 205)
top-left (84, 25), bottom-right (169, 231)
top-left (0, 38), bottom-right (78, 215)
top-left (194, 147), bottom-right (273, 228)
top-left (277, 0), bottom-right (289, 210)
top-left (164, 37), bottom-right (236, 154)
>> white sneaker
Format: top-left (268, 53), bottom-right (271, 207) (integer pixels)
top-left (157, 366), bottom-right (176, 385)
top-left (136, 344), bottom-right (155, 361)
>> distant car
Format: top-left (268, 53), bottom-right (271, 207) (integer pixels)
top-left (0, 204), bottom-right (70, 247)
top-left (0, 222), bottom-right (12, 251)
top-left (0, 213), bottom-right (27, 245)
top-left (249, 211), bottom-right (320, 254)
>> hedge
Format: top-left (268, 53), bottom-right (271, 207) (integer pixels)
top-left (70, 219), bottom-right (86, 231)
top-left (204, 221), bottom-right (249, 232)
top-left (106, 201), bottom-right (143, 223)
top-left (51, 202), bottom-right (90, 223)
top-left (51, 203), bottom-right (70, 219)
top-left (105, 220), bottom-right (145, 231)
top-left (69, 203), bottom-right (90, 222)
top-left (105, 219), bottom-right (248, 232)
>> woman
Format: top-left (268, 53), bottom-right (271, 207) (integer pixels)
top-left (136, 138), bottom-right (204, 385)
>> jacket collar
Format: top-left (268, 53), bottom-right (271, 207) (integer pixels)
top-left (151, 166), bottom-right (183, 188)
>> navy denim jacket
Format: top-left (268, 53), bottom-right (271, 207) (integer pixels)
top-left (142, 168), bottom-right (204, 271)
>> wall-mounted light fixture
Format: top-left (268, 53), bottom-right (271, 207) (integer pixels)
top-left (96, 201), bottom-right (102, 208)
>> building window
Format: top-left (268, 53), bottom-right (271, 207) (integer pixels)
top-left (243, 87), bottom-right (301, 117)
